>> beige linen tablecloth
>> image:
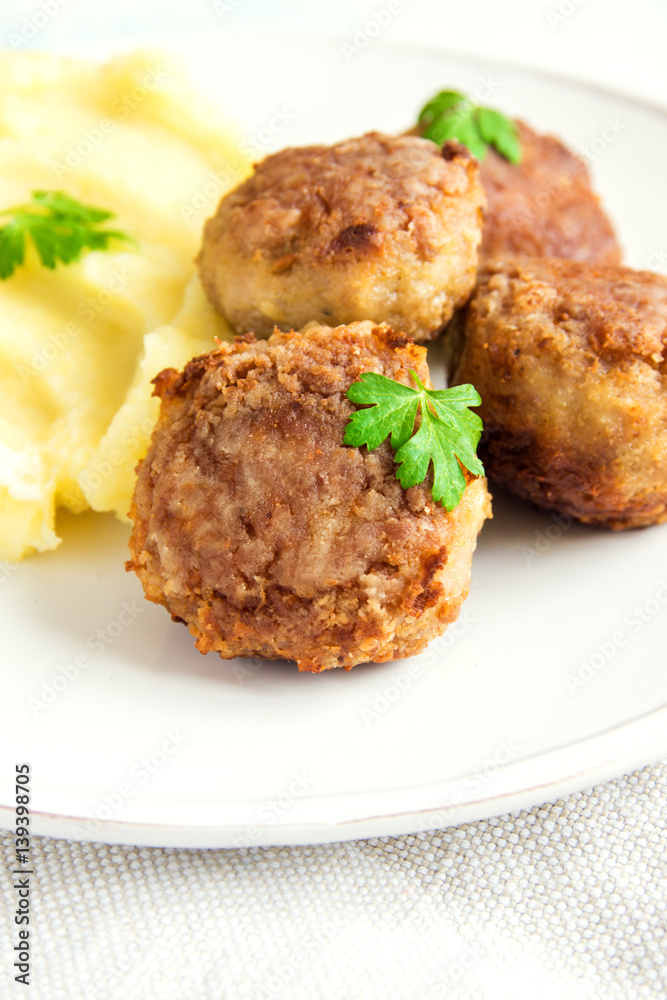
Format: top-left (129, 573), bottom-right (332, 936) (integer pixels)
top-left (1, 760), bottom-right (665, 1000)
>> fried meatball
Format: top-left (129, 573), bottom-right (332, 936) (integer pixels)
top-left (197, 133), bottom-right (485, 343)
top-left (451, 257), bottom-right (667, 529)
top-left (479, 120), bottom-right (621, 264)
top-left (127, 321), bottom-right (491, 671)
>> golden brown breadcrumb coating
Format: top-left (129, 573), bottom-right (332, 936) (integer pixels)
top-left (451, 257), bottom-right (667, 529)
top-left (479, 121), bottom-right (621, 264)
top-left (127, 322), bottom-right (491, 671)
top-left (197, 133), bottom-right (485, 342)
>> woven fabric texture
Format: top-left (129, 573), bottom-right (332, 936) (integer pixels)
top-left (1, 761), bottom-right (666, 1000)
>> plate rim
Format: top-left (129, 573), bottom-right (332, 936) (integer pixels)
top-left (7, 703), bottom-right (667, 847)
top-left (51, 30), bottom-right (667, 119)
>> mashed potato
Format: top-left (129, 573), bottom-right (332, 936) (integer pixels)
top-left (0, 50), bottom-right (249, 561)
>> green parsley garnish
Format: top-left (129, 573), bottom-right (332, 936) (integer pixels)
top-left (0, 190), bottom-right (135, 280)
top-left (418, 90), bottom-right (522, 164)
top-left (344, 371), bottom-right (484, 511)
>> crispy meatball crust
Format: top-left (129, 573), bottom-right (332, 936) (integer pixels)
top-left (197, 133), bottom-right (485, 343)
top-left (479, 121), bottom-right (621, 264)
top-left (127, 322), bottom-right (491, 671)
top-left (451, 258), bottom-right (667, 529)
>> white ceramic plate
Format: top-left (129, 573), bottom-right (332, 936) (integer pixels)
top-left (2, 36), bottom-right (667, 848)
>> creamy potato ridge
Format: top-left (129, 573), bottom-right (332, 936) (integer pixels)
top-left (0, 50), bottom-right (248, 561)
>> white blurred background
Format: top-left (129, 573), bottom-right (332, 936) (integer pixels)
top-left (1, 0), bottom-right (667, 107)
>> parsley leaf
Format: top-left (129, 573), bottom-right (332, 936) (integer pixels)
top-left (345, 371), bottom-right (484, 511)
top-left (418, 90), bottom-right (522, 164)
top-left (475, 107), bottom-right (522, 164)
top-left (0, 190), bottom-right (135, 280)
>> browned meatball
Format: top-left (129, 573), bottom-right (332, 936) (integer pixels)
top-left (197, 133), bottom-right (485, 342)
top-left (127, 321), bottom-right (491, 671)
top-left (451, 257), bottom-right (667, 530)
top-left (479, 120), bottom-right (621, 264)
